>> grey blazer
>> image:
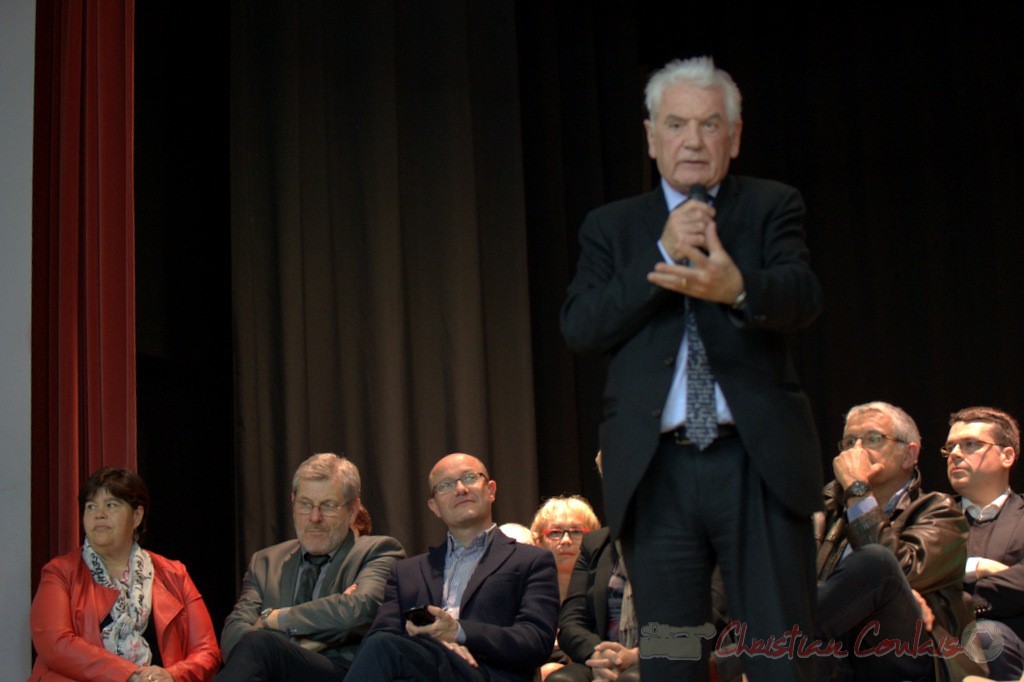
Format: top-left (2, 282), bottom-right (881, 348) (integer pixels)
top-left (221, 532), bottom-right (405, 662)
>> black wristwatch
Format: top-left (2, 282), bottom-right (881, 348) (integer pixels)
top-left (843, 480), bottom-right (872, 504)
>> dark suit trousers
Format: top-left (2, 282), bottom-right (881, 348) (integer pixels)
top-left (345, 631), bottom-right (488, 682)
top-left (621, 435), bottom-right (817, 682)
top-left (214, 629), bottom-right (349, 682)
top-left (545, 663), bottom-right (640, 681)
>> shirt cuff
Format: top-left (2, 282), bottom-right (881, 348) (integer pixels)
top-left (275, 606), bottom-right (293, 633)
top-left (846, 495), bottom-right (878, 521)
top-left (965, 556), bottom-right (980, 582)
top-left (656, 240), bottom-right (676, 264)
top-left (456, 623), bottom-right (466, 644)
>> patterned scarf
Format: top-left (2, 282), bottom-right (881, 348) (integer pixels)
top-left (614, 540), bottom-right (638, 648)
top-left (82, 539), bottom-right (155, 665)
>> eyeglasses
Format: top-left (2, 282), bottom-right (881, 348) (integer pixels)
top-left (540, 528), bottom-right (591, 541)
top-left (940, 439), bottom-right (1002, 458)
top-left (837, 431), bottom-right (906, 453)
top-left (432, 472), bottom-right (488, 496)
top-left (294, 500), bottom-right (351, 517)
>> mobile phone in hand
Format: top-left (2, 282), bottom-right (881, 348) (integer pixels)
top-left (402, 605), bottom-right (436, 626)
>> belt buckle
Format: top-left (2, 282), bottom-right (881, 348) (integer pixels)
top-left (673, 428), bottom-right (694, 446)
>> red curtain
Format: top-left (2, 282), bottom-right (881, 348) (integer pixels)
top-left (31, 0), bottom-right (137, 585)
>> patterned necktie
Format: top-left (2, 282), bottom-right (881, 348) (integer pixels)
top-left (681, 189), bottom-right (717, 450)
top-left (296, 553), bottom-right (330, 604)
top-left (684, 304), bottom-right (718, 449)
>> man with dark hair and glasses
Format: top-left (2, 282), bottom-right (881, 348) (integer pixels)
top-left (217, 452), bottom-right (405, 681)
top-left (813, 401), bottom-right (973, 680)
top-left (347, 452), bottom-right (560, 681)
top-left (945, 406), bottom-right (1024, 680)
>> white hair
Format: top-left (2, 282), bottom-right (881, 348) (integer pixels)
top-left (645, 56), bottom-right (742, 125)
top-left (845, 401), bottom-right (921, 446)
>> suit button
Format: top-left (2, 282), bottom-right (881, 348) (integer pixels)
top-left (664, 356), bottom-right (675, 366)
top-left (651, 408), bottom-right (662, 418)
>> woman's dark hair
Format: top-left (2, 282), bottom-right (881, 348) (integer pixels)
top-left (78, 467), bottom-right (150, 542)
top-left (351, 504), bottom-right (372, 536)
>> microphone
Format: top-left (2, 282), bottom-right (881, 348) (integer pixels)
top-left (685, 184), bottom-right (711, 257)
top-left (686, 184), bottom-right (709, 204)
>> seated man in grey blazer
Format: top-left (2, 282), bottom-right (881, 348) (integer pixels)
top-left (217, 452), bottom-right (405, 681)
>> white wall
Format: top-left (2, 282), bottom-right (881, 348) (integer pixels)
top-left (0, 0), bottom-right (36, 677)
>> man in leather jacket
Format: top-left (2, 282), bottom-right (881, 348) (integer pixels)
top-left (813, 401), bottom-right (973, 680)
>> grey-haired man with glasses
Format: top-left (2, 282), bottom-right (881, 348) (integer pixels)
top-left (946, 406), bottom-right (1024, 680)
top-left (812, 401), bottom-right (973, 680)
top-left (217, 452), bottom-right (405, 681)
top-left (347, 452), bottom-right (559, 681)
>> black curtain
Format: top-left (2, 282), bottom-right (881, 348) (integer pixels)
top-left (231, 0), bottom-right (543, 562)
top-left (135, 2), bottom-right (235, 632)
top-left (136, 1), bottom-right (1024, 634)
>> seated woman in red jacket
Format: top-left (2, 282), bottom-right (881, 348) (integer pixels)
top-left (29, 467), bottom-right (221, 682)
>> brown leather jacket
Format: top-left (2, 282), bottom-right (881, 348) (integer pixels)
top-left (812, 469), bottom-right (973, 636)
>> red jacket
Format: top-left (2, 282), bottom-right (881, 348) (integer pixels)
top-left (29, 548), bottom-right (221, 682)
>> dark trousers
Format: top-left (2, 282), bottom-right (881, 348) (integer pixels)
top-left (214, 629), bottom-right (349, 682)
top-left (622, 436), bottom-right (818, 681)
top-left (545, 663), bottom-right (640, 681)
top-left (816, 544), bottom-right (934, 681)
top-left (345, 631), bottom-right (489, 681)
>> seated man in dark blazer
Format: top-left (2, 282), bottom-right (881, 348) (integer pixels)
top-left (347, 452), bottom-right (560, 682)
top-left (217, 452), bottom-right (405, 681)
top-left (946, 406), bottom-right (1024, 680)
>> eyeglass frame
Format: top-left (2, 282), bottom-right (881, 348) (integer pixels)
top-left (293, 499), bottom-right (353, 518)
top-left (939, 438), bottom-right (1005, 459)
top-left (539, 528), bottom-right (592, 541)
top-left (431, 471), bottom-right (488, 496)
top-left (836, 431), bottom-right (907, 453)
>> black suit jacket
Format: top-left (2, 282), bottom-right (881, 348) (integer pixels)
top-left (364, 530), bottom-right (560, 682)
top-left (965, 491), bottom-right (1024, 638)
top-left (561, 176), bottom-right (824, 537)
top-left (557, 529), bottom-right (617, 663)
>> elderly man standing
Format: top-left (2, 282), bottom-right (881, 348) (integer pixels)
top-left (217, 452), bottom-right (405, 681)
top-left (561, 55), bottom-right (822, 680)
top-left (815, 401), bottom-right (971, 680)
top-left (945, 406), bottom-right (1024, 680)
top-left (346, 452), bottom-right (560, 682)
